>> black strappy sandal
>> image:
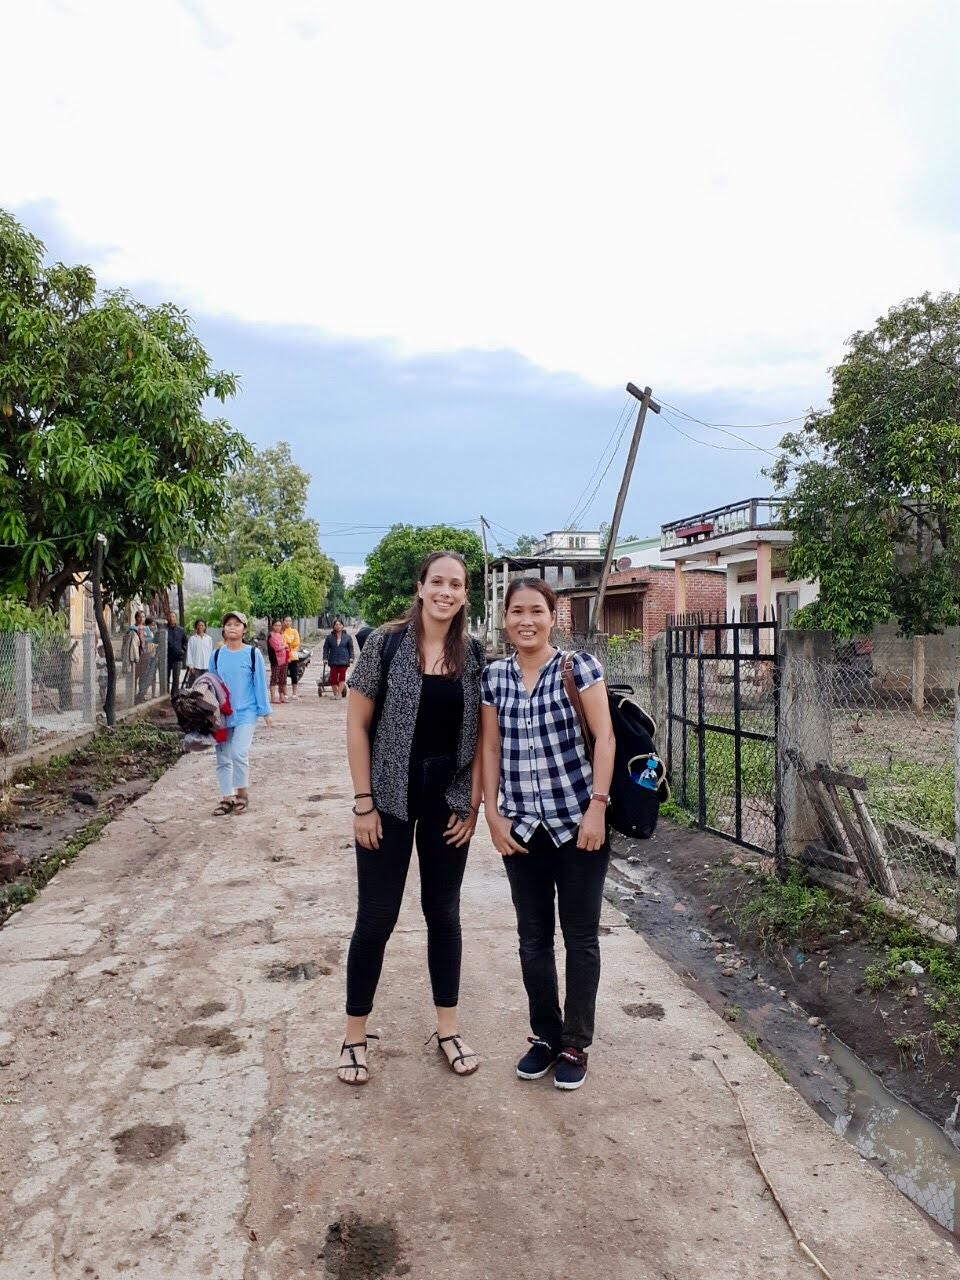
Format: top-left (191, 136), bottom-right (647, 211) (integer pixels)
top-left (426, 1031), bottom-right (480, 1077)
top-left (337, 1033), bottom-right (380, 1087)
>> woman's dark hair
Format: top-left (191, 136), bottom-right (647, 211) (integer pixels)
top-left (194, 618), bottom-right (206, 630)
top-left (504, 577), bottom-right (557, 613)
top-left (134, 610), bottom-right (144, 623)
top-left (385, 550), bottom-right (471, 676)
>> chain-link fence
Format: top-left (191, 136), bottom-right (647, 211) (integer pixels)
top-left (0, 626), bottom-right (170, 758)
top-left (785, 633), bottom-right (957, 930)
top-left (557, 632), bottom-right (653, 709)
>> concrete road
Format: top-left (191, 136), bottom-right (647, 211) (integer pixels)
top-left (1, 697), bottom-right (957, 1279)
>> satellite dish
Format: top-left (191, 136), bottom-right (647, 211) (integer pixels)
top-left (616, 556), bottom-right (632, 571)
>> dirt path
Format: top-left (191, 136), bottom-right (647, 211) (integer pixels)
top-left (0, 697), bottom-right (957, 1279)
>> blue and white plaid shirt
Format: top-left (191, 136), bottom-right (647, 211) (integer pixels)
top-left (481, 649), bottom-right (604, 847)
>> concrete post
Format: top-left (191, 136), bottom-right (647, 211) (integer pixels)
top-left (912, 634), bottom-right (926, 713)
top-left (14, 631), bottom-right (32, 730)
top-left (778, 629), bottom-right (833, 870)
top-left (651, 633), bottom-right (668, 740)
top-left (82, 630), bottom-right (97, 724)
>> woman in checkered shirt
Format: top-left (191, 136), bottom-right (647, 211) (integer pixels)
top-left (480, 578), bottom-right (616, 1091)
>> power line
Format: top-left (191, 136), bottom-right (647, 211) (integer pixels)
top-left (560, 396), bottom-right (633, 532)
top-left (660, 409), bottom-right (781, 457)
top-left (659, 398), bottom-right (806, 431)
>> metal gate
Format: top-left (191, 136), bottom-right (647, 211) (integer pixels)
top-left (666, 614), bottom-right (781, 857)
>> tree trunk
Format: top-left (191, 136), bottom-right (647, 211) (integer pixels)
top-left (91, 539), bottom-right (115, 726)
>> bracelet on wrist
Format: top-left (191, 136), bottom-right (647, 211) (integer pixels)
top-left (353, 792), bottom-right (372, 799)
top-left (352, 803), bottom-right (376, 816)
top-left (590, 793), bottom-right (611, 806)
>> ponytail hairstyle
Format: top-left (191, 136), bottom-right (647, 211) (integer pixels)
top-left (384, 550), bottom-right (471, 676)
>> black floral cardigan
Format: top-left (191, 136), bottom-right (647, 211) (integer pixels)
top-left (347, 623), bottom-right (482, 822)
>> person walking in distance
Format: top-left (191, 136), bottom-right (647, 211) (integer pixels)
top-left (166, 610), bottom-right (187, 700)
top-left (323, 618), bottom-right (355, 700)
top-left (267, 619), bottom-right (289, 704)
top-left (338, 552), bottom-right (484, 1085)
top-left (282, 616), bottom-right (302, 700)
top-left (185, 619), bottom-right (213, 688)
top-left (209, 611), bottom-right (272, 816)
top-left (480, 579), bottom-right (616, 1092)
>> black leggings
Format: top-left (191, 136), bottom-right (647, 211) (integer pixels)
top-left (345, 765), bottom-right (469, 1017)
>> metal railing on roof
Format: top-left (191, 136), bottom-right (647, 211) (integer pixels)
top-left (660, 497), bottom-right (787, 550)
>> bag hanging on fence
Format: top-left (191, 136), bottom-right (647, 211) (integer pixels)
top-left (559, 651), bottom-right (669, 840)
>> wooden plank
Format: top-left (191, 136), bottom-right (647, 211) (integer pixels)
top-left (801, 842), bottom-right (860, 876)
top-left (850, 789), bottom-right (900, 899)
top-left (810, 764), bottom-right (867, 792)
top-left (823, 782), bottom-right (871, 871)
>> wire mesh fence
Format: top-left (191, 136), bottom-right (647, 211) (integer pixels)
top-left (556, 632), bottom-right (653, 709)
top-left (786, 634), bottom-right (957, 931)
top-left (666, 620), bottom-right (779, 854)
top-left (0, 626), bottom-right (170, 758)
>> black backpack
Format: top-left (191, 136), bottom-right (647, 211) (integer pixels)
top-left (560, 652), bottom-right (669, 840)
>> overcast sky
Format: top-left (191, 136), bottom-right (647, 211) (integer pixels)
top-left (4, 1), bottom-right (958, 572)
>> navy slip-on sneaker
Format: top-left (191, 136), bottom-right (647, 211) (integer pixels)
top-left (516, 1037), bottom-right (559, 1080)
top-left (554, 1048), bottom-right (588, 1090)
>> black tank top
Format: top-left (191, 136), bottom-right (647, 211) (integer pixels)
top-left (412, 675), bottom-right (463, 761)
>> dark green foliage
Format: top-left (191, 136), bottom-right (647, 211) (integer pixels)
top-left (353, 525), bottom-right (485, 626)
top-left (771, 291), bottom-right (960, 637)
top-left (0, 209), bottom-right (251, 609)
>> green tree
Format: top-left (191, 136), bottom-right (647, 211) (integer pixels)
top-left (324, 562), bottom-right (349, 619)
top-left (245, 560), bottom-right (321, 622)
top-left (504, 532), bottom-right (539, 556)
top-left (770, 291), bottom-right (960, 637)
top-left (353, 525), bottom-right (485, 625)
top-left (185, 572), bottom-right (254, 631)
top-left (0, 210), bottom-right (251, 609)
top-left (210, 441), bottom-right (333, 603)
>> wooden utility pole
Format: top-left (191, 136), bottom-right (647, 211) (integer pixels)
top-left (590, 382), bottom-right (660, 635)
top-left (480, 516), bottom-right (491, 643)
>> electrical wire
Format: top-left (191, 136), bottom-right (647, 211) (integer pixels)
top-left (560, 396), bottom-right (633, 532)
top-left (660, 410), bottom-right (781, 458)
top-left (658, 398), bottom-right (806, 431)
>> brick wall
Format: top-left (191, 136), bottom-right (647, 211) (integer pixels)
top-left (555, 566), bottom-right (726, 640)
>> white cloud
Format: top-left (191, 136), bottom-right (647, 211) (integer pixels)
top-left (3, 0), bottom-right (958, 397)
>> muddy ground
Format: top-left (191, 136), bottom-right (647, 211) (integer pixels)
top-left (612, 820), bottom-right (960, 1131)
top-left (0, 706), bottom-right (182, 926)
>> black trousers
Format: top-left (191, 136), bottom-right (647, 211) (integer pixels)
top-left (503, 824), bottom-right (609, 1051)
top-left (168, 659), bottom-right (183, 699)
top-left (345, 760), bottom-right (469, 1018)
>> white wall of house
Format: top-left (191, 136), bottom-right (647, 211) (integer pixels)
top-left (726, 569), bottom-right (817, 621)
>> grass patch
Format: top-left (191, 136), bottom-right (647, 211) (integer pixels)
top-left (69, 719), bottom-right (181, 788)
top-left (660, 798), bottom-right (696, 828)
top-left (734, 871), bottom-right (850, 952)
top-left (853, 758), bottom-right (954, 841)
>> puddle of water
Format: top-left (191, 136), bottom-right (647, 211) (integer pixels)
top-left (822, 1035), bottom-right (960, 1234)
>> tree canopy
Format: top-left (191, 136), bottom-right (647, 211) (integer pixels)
top-left (0, 209), bottom-right (251, 609)
top-left (245, 560), bottom-right (321, 622)
top-left (353, 525), bottom-right (485, 625)
top-left (771, 291), bottom-right (960, 637)
top-left (210, 441), bottom-right (333, 602)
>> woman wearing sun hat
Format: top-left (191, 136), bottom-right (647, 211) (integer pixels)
top-left (208, 610), bottom-right (272, 815)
